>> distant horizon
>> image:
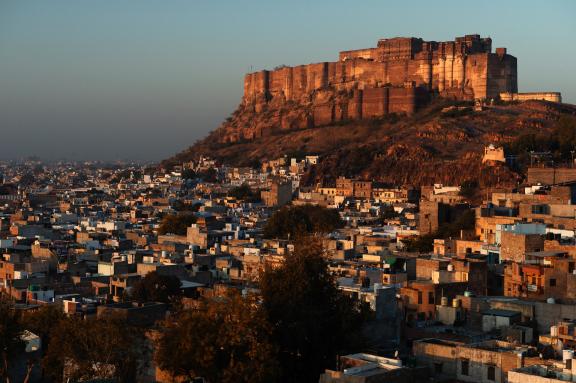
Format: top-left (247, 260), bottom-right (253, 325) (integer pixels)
top-left (1, 0), bottom-right (575, 161)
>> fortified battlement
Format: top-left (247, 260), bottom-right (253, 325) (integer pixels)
top-left (344, 34), bottom-right (492, 61)
top-left (244, 34), bottom-right (516, 106)
top-left (222, 35), bottom-right (520, 143)
top-left (500, 92), bottom-right (562, 103)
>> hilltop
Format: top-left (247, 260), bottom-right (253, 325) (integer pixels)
top-left (163, 35), bottom-right (575, 188)
top-left (163, 99), bottom-right (576, 188)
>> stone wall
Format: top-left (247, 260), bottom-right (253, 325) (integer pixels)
top-left (500, 232), bottom-right (544, 263)
top-left (244, 35), bottom-right (516, 104)
top-left (220, 35), bottom-right (518, 143)
top-left (500, 92), bottom-right (562, 103)
top-left (527, 168), bottom-right (576, 185)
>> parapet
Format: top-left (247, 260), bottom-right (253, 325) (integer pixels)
top-left (224, 35), bottom-right (524, 143)
top-left (500, 92), bottom-right (562, 103)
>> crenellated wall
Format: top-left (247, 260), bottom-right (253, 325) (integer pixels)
top-left (244, 34), bottom-right (516, 105)
top-left (222, 35), bottom-right (518, 143)
top-left (500, 92), bottom-right (561, 103)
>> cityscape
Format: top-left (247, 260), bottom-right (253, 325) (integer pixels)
top-left (1, 1), bottom-right (576, 383)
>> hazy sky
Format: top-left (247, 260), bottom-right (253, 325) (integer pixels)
top-left (1, 0), bottom-right (575, 161)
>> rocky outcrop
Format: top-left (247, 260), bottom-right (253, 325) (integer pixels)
top-left (167, 100), bottom-right (576, 188)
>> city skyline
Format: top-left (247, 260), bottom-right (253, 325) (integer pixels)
top-left (1, 0), bottom-right (575, 161)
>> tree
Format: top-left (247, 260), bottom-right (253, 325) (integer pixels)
top-left (260, 238), bottom-right (367, 382)
top-left (155, 291), bottom-right (278, 383)
top-left (197, 168), bottom-right (218, 183)
top-left (130, 271), bottom-right (182, 305)
top-left (228, 183), bottom-right (260, 202)
top-left (43, 315), bottom-right (143, 383)
top-left (404, 209), bottom-right (476, 253)
top-left (403, 233), bottom-right (435, 253)
top-left (181, 168), bottom-right (196, 180)
top-left (157, 213), bottom-right (197, 235)
top-left (381, 205), bottom-right (399, 220)
top-left (0, 296), bottom-right (24, 383)
top-left (263, 205), bottom-right (343, 239)
top-left (171, 199), bottom-right (202, 212)
top-left (459, 179), bottom-right (479, 201)
top-left (21, 305), bottom-right (65, 348)
top-left (18, 305), bottom-right (66, 382)
top-left (506, 116), bottom-right (576, 168)
top-left (555, 116), bottom-right (576, 158)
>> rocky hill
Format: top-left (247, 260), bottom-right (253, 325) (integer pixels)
top-left (163, 35), bottom-right (575, 188)
top-left (164, 99), bottom-right (576, 188)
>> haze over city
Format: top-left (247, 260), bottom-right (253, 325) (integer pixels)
top-left (0, 0), bottom-right (575, 161)
top-left (4, 1), bottom-right (576, 383)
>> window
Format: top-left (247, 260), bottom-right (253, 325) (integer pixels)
top-left (487, 365), bottom-right (495, 381)
top-left (418, 291), bottom-right (423, 304)
top-left (461, 359), bottom-right (469, 376)
top-left (531, 204), bottom-right (549, 215)
top-left (550, 278), bottom-right (556, 287)
top-left (428, 291), bottom-right (435, 304)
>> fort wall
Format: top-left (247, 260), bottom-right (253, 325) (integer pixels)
top-left (223, 35), bottom-right (520, 143)
top-left (244, 35), bottom-right (516, 105)
top-left (500, 92), bottom-right (561, 103)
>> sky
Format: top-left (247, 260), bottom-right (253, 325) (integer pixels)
top-left (0, 0), bottom-right (575, 162)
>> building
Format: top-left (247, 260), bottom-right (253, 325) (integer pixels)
top-left (261, 179), bottom-right (292, 207)
top-left (483, 144), bottom-right (506, 165)
top-left (319, 353), bottom-right (426, 383)
top-left (414, 339), bottom-right (535, 383)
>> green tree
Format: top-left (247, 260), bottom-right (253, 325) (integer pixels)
top-left (0, 295), bottom-right (24, 383)
top-left (263, 205), bottom-right (343, 239)
top-left (43, 316), bottom-right (143, 383)
top-left (157, 213), bottom-right (197, 235)
top-left (130, 271), bottom-right (182, 305)
top-left (260, 238), bottom-right (367, 382)
top-left (155, 291), bottom-right (278, 383)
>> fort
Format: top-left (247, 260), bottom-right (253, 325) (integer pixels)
top-left (217, 35), bottom-right (552, 143)
top-left (245, 35), bottom-right (517, 105)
